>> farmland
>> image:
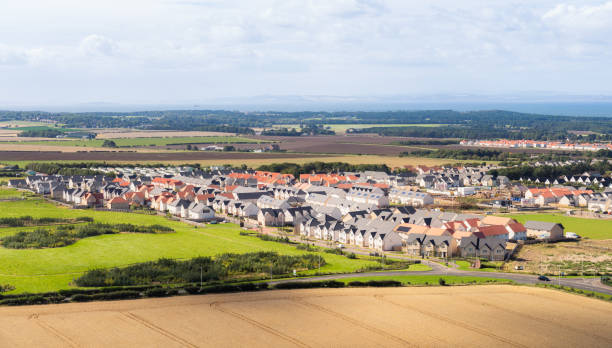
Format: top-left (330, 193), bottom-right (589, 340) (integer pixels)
top-left (0, 198), bottom-right (382, 294)
top-left (1, 285), bottom-right (610, 347)
top-left (0, 154), bottom-right (473, 169)
top-left (2, 136), bottom-right (262, 147)
top-left (505, 213), bottom-right (612, 240)
top-left (274, 123), bottom-right (447, 133)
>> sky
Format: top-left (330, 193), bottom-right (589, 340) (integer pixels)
top-left (1, 0), bottom-right (612, 107)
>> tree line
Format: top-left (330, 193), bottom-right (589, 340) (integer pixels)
top-left (257, 161), bottom-right (392, 177)
top-left (5, 109), bottom-right (612, 140)
top-left (489, 161), bottom-right (612, 180)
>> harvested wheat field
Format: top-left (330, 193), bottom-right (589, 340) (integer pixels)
top-left (1, 285), bottom-right (611, 347)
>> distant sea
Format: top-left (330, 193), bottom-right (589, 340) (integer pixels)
top-left (7, 101), bottom-right (612, 117)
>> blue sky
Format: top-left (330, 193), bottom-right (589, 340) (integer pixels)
top-left (1, 0), bottom-right (611, 106)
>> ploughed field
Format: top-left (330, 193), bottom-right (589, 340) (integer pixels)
top-left (1, 285), bottom-right (611, 347)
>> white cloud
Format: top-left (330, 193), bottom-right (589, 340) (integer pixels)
top-left (543, 2), bottom-right (612, 30)
top-left (0, 44), bottom-right (28, 65)
top-left (79, 34), bottom-right (119, 57)
top-left (0, 0), bottom-right (611, 104)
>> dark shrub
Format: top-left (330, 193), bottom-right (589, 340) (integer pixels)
top-left (145, 288), bottom-right (172, 297)
top-left (72, 294), bottom-right (93, 302)
top-left (366, 280), bottom-right (402, 287)
top-left (274, 280), bottom-right (344, 290)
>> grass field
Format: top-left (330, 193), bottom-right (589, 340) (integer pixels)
top-left (337, 274), bottom-right (512, 285)
top-left (0, 198), bottom-right (383, 294)
top-left (3, 136), bottom-right (263, 147)
top-left (0, 188), bottom-right (28, 199)
top-left (454, 260), bottom-right (504, 272)
top-left (505, 213), bottom-right (612, 240)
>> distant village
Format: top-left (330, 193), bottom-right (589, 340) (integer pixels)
top-left (461, 139), bottom-right (612, 152)
top-left (10, 163), bottom-right (602, 262)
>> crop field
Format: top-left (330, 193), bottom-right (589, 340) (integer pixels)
top-left (0, 121), bottom-right (56, 128)
top-left (0, 198), bottom-right (381, 294)
top-left (274, 123), bottom-right (447, 133)
top-left (505, 213), bottom-right (612, 240)
top-left (0, 154), bottom-right (471, 169)
top-left (2, 136), bottom-right (262, 147)
top-left (1, 285), bottom-right (610, 347)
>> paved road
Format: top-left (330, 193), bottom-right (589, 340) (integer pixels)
top-left (272, 267), bottom-right (612, 295)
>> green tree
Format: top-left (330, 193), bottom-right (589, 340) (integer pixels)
top-left (102, 140), bottom-right (117, 148)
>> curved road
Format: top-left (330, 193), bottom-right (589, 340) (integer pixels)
top-left (272, 261), bottom-right (612, 295)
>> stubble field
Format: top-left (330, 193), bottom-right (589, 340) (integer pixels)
top-left (0, 285), bottom-right (610, 347)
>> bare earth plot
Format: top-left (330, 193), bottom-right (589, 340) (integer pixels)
top-left (0, 285), bottom-right (610, 347)
top-left (506, 239), bottom-right (612, 274)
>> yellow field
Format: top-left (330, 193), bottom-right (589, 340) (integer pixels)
top-left (0, 285), bottom-right (610, 347)
top-left (142, 155), bottom-right (473, 168)
top-left (0, 155), bottom-right (475, 169)
top-left (274, 123), bottom-right (446, 134)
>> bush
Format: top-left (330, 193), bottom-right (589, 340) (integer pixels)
top-left (75, 252), bottom-right (321, 287)
top-left (274, 280), bottom-right (344, 290)
top-left (438, 278), bottom-right (447, 286)
top-left (71, 294), bottom-right (93, 302)
top-left (75, 216), bottom-right (94, 222)
top-left (1, 222), bottom-right (175, 249)
top-left (348, 280), bottom-right (402, 287)
top-left (324, 248), bottom-right (344, 255)
top-left (296, 244), bottom-right (318, 252)
top-left (0, 295), bottom-right (49, 306)
top-left (102, 140), bottom-right (117, 148)
top-left (346, 253), bottom-right (357, 259)
top-left (145, 288), bottom-right (173, 297)
top-left (90, 290), bottom-right (141, 301)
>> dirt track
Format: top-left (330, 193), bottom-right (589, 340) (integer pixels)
top-left (0, 285), bottom-right (610, 347)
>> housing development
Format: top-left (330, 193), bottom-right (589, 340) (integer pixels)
top-left (10, 164), bottom-right (580, 263)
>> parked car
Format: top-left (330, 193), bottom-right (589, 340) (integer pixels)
top-left (538, 275), bottom-right (550, 281)
top-left (514, 265), bottom-right (524, 270)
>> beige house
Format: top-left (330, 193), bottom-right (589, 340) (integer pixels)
top-left (524, 221), bottom-right (564, 241)
top-left (257, 208), bottom-right (285, 227)
top-left (107, 197), bottom-right (129, 210)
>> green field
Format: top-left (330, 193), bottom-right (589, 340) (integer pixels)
top-left (4, 136), bottom-right (262, 147)
top-left (454, 260), bottom-right (504, 272)
top-left (505, 213), bottom-right (612, 240)
top-left (0, 188), bottom-right (22, 199)
top-left (0, 198), bottom-right (384, 294)
top-left (337, 274), bottom-right (513, 285)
